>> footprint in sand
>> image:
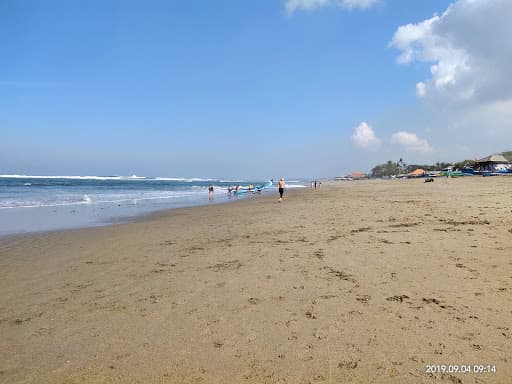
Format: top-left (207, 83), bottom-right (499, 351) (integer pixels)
top-left (323, 266), bottom-right (357, 283)
top-left (314, 249), bottom-right (324, 260)
top-left (386, 295), bottom-right (409, 303)
top-left (207, 260), bottom-right (242, 272)
top-left (338, 360), bottom-right (358, 369)
top-left (305, 311), bottom-right (317, 319)
top-left (356, 295), bottom-right (371, 304)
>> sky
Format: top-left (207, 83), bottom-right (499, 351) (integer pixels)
top-left (1, 0), bottom-right (511, 179)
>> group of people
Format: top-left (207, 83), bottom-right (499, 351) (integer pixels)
top-left (311, 180), bottom-right (322, 189)
top-left (207, 177), bottom-right (287, 202)
top-left (227, 184), bottom-right (259, 196)
top-left (208, 184), bottom-right (241, 200)
top-left (226, 185), bottom-right (241, 195)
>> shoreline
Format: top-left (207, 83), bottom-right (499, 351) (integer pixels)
top-left (0, 187), bottom-right (287, 241)
top-left (1, 177), bottom-right (511, 383)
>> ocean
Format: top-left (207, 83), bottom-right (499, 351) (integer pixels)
top-left (0, 175), bottom-right (306, 237)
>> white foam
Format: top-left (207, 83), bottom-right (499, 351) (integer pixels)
top-left (0, 174), bottom-right (246, 183)
top-left (0, 174), bottom-right (125, 180)
top-left (0, 175), bottom-right (218, 182)
top-left (81, 195), bottom-right (91, 203)
top-left (154, 177), bottom-right (191, 181)
top-left (0, 189), bottom-right (208, 210)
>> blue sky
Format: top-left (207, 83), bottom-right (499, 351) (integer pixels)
top-left (1, 0), bottom-right (510, 178)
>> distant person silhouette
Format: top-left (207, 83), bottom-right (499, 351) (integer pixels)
top-left (278, 178), bottom-right (286, 202)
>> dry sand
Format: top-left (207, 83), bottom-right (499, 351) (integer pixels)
top-left (1, 177), bottom-right (511, 383)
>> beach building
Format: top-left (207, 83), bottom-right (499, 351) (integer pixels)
top-left (475, 154), bottom-right (511, 173)
top-left (350, 171), bottom-right (368, 180)
top-left (407, 169), bottom-right (425, 178)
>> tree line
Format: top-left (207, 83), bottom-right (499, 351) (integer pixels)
top-left (370, 151), bottom-right (512, 178)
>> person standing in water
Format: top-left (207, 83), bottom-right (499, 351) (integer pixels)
top-left (278, 178), bottom-right (286, 202)
top-left (208, 184), bottom-right (214, 200)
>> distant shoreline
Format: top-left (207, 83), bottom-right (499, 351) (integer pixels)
top-left (0, 176), bottom-right (307, 238)
top-left (0, 187), bottom-right (280, 241)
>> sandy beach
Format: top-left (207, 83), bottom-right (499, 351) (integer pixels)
top-left (1, 177), bottom-right (511, 383)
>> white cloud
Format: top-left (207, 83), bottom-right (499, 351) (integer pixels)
top-left (285, 0), bottom-right (380, 14)
top-left (387, 0), bottom-right (512, 163)
top-left (389, 0), bottom-right (512, 106)
top-left (341, 0), bottom-right (379, 9)
top-left (416, 82), bottom-right (427, 97)
top-left (391, 131), bottom-right (432, 153)
top-left (352, 121), bottom-right (381, 149)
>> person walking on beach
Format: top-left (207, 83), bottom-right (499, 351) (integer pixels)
top-left (278, 178), bottom-right (286, 202)
top-left (208, 184), bottom-right (214, 200)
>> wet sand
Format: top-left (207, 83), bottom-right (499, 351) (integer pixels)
top-left (1, 177), bottom-right (511, 383)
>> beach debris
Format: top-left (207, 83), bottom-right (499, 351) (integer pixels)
top-left (422, 298), bottom-right (440, 305)
top-left (389, 222), bottom-right (420, 228)
top-left (305, 311), bottom-right (316, 319)
top-left (314, 249), bottom-right (324, 260)
top-left (351, 227), bottom-right (371, 233)
top-left (323, 266), bottom-right (357, 283)
top-left (356, 295), bottom-right (371, 304)
top-left (421, 297), bottom-right (454, 310)
top-left (439, 218), bottom-right (490, 226)
top-left (207, 260), bottom-right (242, 272)
top-left (327, 234), bottom-right (342, 242)
top-left (319, 294), bottom-right (337, 300)
top-left (155, 262), bottom-right (175, 267)
top-left (313, 331), bottom-right (326, 340)
top-left (386, 295), bottom-right (409, 303)
top-left (428, 373), bottom-right (463, 384)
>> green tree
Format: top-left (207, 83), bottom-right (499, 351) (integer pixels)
top-left (371, 160), bottom-right (402, 178)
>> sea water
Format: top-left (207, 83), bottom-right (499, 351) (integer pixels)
top-left (0, 175), bottom-right (306, 237)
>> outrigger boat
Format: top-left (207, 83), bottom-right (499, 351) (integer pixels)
top-left (234, 180), bottom-right (273, 194)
